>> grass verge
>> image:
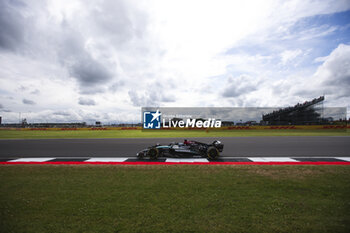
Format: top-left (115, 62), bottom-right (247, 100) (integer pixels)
top-left (0, 129), bottom-right (349, 139)
top-left (0, 165), bottom-right (349, 233)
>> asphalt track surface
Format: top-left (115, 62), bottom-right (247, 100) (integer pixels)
top-left (0, 136), bottom-right (349, 158)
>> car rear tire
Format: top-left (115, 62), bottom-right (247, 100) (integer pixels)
top-left (147, 148), bottom-right (159, 159)
top-left (207, 146), bottom-right (219, 159)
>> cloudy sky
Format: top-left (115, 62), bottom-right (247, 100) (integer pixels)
top-left (0, 0), bottom-right (349, 124)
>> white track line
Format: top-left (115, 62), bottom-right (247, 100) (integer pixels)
top-left (166, 158), bottom-right (209, 163)
top-left (9, 158), bottom-right (55, 162)
top-left (86, 158), bottom-right (128, 162)
top-left (248, 157), bottom-right (298, 162)
top-left (335, 157), bottom-right (350, 162)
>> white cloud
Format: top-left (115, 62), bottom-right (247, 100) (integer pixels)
top-left (22, 99), bottom-right (36, 105)
top-left (280, 49), bottom-right (303, 65)
top-left (0, 0), bottom-right (350, 123)
top-left (313, 44), bottom-right (350, 99)
top-left (314, 56), bottom-right (329, 63)
top-left (78, 97), bottom-right (96, 106)
top-left (222, 75), bottom-right (258, 98)
top-left (274, 44), bottom-right (350, 107)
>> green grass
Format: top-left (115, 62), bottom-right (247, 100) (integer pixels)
top-left (0, 165), bottom-right (349, 233)
top-left (0, 129), bottom-right (349, 139)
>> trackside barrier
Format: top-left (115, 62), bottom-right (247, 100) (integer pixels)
top-left (227, 126), bottom-right (252, 130)
top-left (269, 126), bottom-right (296, 129)
top-left (322, 125), bottom-right (347, 129)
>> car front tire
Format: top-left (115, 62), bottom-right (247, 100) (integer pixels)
top-left (137, 152), bottom-right (144, 159)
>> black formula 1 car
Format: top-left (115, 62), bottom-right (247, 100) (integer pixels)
top-left (136, 139), bottom-right (224, 159)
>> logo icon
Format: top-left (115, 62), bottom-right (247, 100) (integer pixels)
top-left (143, 110), bottom-right (161, 129)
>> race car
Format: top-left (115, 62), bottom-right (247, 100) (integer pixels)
top-left (136, 139), bottom-right (224, 159)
